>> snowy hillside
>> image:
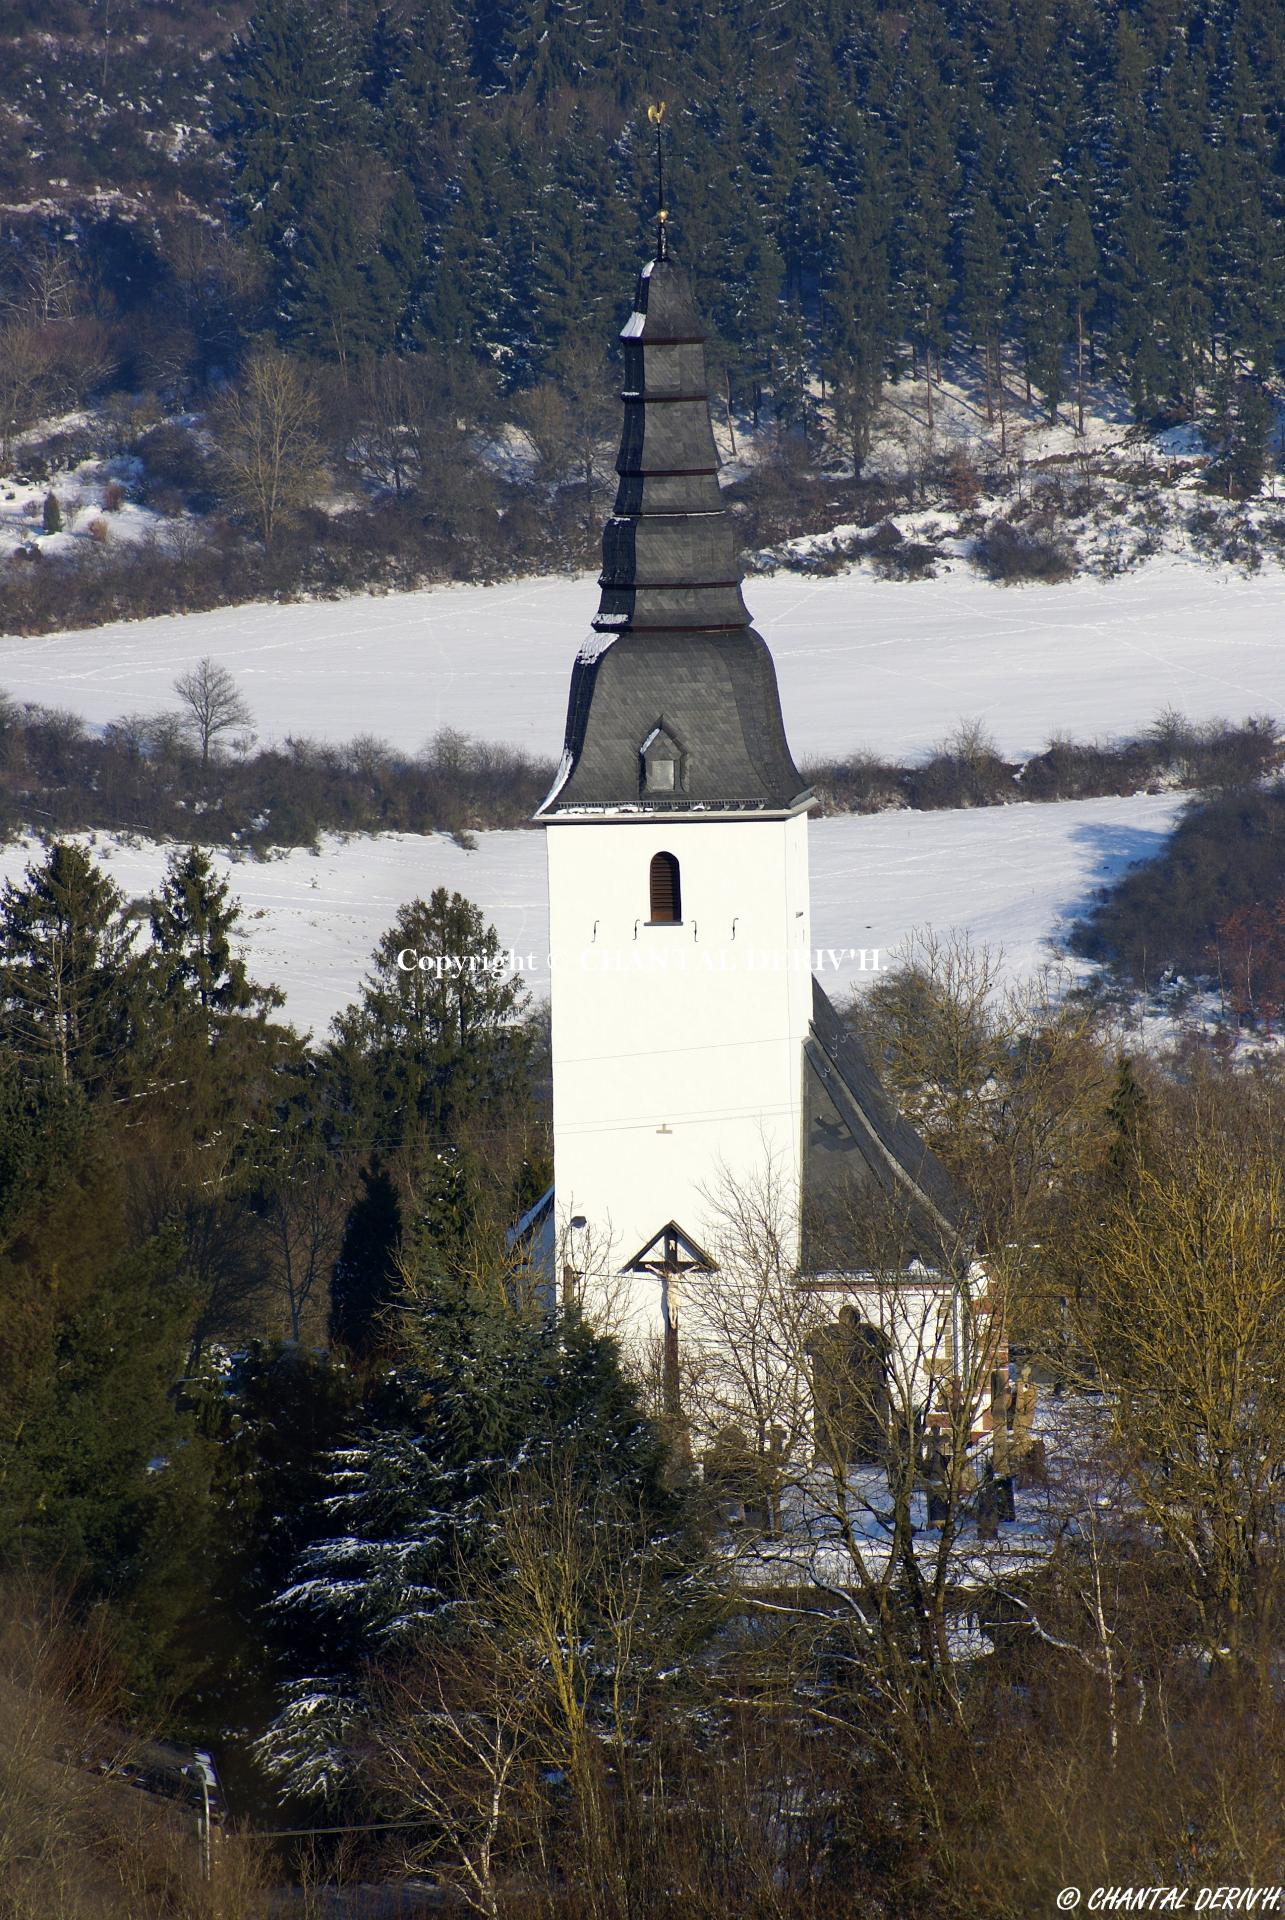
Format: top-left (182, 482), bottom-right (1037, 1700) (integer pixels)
top-left (0, 792), bottom-right (1183, 1036)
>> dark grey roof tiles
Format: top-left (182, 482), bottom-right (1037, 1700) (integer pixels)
top-left (803, 978), bottom-right (972, 1272)
top-left (548, 627), bottom-right (808, 813)
top-left (539, 249), bottom-right (808, 818)
top-left (621, 256), bottom-right (705, 342)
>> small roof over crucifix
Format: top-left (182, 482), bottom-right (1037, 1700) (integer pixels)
top-left (626, 1220), bottom-right (714, 1275)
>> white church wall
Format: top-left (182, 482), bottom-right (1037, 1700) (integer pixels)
top-left (546, 809), bottom-right (813, 1340)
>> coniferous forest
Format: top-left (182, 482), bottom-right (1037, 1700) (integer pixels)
top-left (3, 0), bottom-right (1285, 629)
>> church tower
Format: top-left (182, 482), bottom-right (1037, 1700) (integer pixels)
top-left (538, 234), bottom-right (815, 1339)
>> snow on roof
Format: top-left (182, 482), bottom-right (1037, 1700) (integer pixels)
top-left (535, 747), bottom-right (574, 816)
top-left (577, 628), bottom-right (620, 661)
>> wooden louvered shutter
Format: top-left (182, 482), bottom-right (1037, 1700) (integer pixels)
top-left (649, 852), bottom-right (681, 923)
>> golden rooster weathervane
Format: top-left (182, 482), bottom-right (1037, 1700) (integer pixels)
top-left (648, 101), bottom-right (669, 257)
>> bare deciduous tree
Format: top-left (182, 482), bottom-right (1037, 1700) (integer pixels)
top-left (846, 930), bottom-right (1115, 1320)
top-left (517, 344), bottom-right (615, 542)
top-left (1043, 1100), bottom-right (1285, 1673)
top-left (0, 322), bottom-right (52, 466)
top-left (211, 346), bottom-right (327, 547)
top-left (173, 657), bottom-right (254, 769)
top-left (257, 1136), bottom-right (354, 1343)
top-left (370, 1637), bottom-right (539, 1918)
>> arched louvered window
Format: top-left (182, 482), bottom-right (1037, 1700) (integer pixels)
top-left (648, 851), bottom-right (681, 924)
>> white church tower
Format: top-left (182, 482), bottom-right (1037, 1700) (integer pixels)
top-left (535, 220), bottom-right (968, 1400)
top-left (537, 224), bottom-right (814, 1340)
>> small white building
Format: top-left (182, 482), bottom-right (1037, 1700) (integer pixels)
top-left (528, 232), bottom-right (996, 1452)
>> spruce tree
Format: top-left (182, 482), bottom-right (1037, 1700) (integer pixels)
top-left (150, 846), bottom-right (281, 1022)
top-left (1104, 1053), bottom-right (1150, 1191)
top-left (1017, 183), bottom-right (1072, 421)
top-left (816, 83), bottom-right (892, 469)
top-left (1098, 18), bottom-right (1171, 419)
top-left (0, 841), bottom-right (140, 1097)
top-left (958, 190), bottom-right (1009, 428)
top-left (327, 889), bottom-right (534, 1152)
top-left (888, 28), bottom-right (957, 420)
top-left (224, 0), bottom-right (368, 263)
top-left (329, 1157), bottom-right (402, 1356)
top-left (280, 175), bottom-right (383, 363)
top-left (1204, 372), bottom-right (1272, 500)
top-left (367, 176), bottom-right (427, 350)
top-left (423, 123), bottom-right (523, 369)
top-left (365, 0), bottom-right (472, 192)
top-left (532, 107), bottom-right (616, 386)
top-left (260, 1291), bottom-right (668, 1801)
top-left (773, 297), bottom-right (819, 449)
top-left (0, 1066), bottom-right (218, 1702)
top-left (1064, 195), bottom-right (1099, 436)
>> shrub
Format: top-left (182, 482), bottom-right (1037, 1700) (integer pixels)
top-left (132, 424), bottom-right (214, 512)
top-left (972, 517), bottom-right (1077, 583)
top-left (802, 751), bottom-right (905, 814)
top-left (0, 701), bottom-right (554, 849)
top-left (942, 449), bottom-right (982, 510)
top-left (1022, 735), bottom-right (1154, 801)
top-left (87, 518), bottom-right (109, 543)
top-left (103, 479), bottom-right (125, 512)
top-left (909, 719), bottom-right (1015, 807)
top-left (871, 537), bottom-right (938, 580)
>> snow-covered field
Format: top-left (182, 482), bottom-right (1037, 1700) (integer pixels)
top-left (2, 561), bottom-right (1281, 765)
top-left (0, 791), bottom-right (1182, 1036)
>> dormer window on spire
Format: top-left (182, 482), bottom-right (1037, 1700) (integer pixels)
top-left (641, 722), bottom-right (685, 796)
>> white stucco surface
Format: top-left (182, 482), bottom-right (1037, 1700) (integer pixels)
top-left (546, 811), bottom-right (813, 1329)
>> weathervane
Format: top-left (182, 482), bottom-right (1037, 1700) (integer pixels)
top-left (647, 101), bottom-right (668, 259)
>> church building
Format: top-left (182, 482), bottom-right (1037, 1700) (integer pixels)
top-left (530, 217), bottom-right (991, 1448)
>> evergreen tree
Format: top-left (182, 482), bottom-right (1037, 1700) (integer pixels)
top-left (150, 845), bottom-right (282, 1022)
top-left (1017, 181), bottom-right (1072, 420)
top-left (327, 889), bottom-right (534, 1152)
top-left (1213, 29), bottom-right (1285, 378)
top-left (0, 842), bottom-right (140, 1097)
top-left (365, 0), bottom-right (472, 194)
top-left (888, 24), bottom-right (957, 420)
top-left (330, 1157), bottom-right (402, 1356)
top-left (531, 107), bottom-right (617, 386)
top-left (772, 297), bottom-right (818, 447)
top-left (1064, 194), bottom-right (1099, 436)
top-left (957, 190), bottom-right (1009, 428)
top-left (223, 0), bottom-right (368, 266)
top-left (259, 1291), bottom-right (669, 1800)
top-left (367, 175), bottom-right (428, 349)
top-left (1098, 18), bottom-right (1171, 419)
top-left (41, 490), bottom-right (61, 534)
top-left (280, 174), bottom-right (384, 363)
top-left (424, 122), bottom-right (526, 374)
top-left (1204, 371), bottom-right (1273, 500)
top-left (0, 1069), bottom-right (218, 1701)
top-left (1104, 1052), bottom-right (1150, 1191)
top-left (821, 150), bottom-right (891, 444)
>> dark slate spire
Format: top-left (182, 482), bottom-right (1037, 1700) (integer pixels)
top-left (538, 246), bottom-right (810, 818)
